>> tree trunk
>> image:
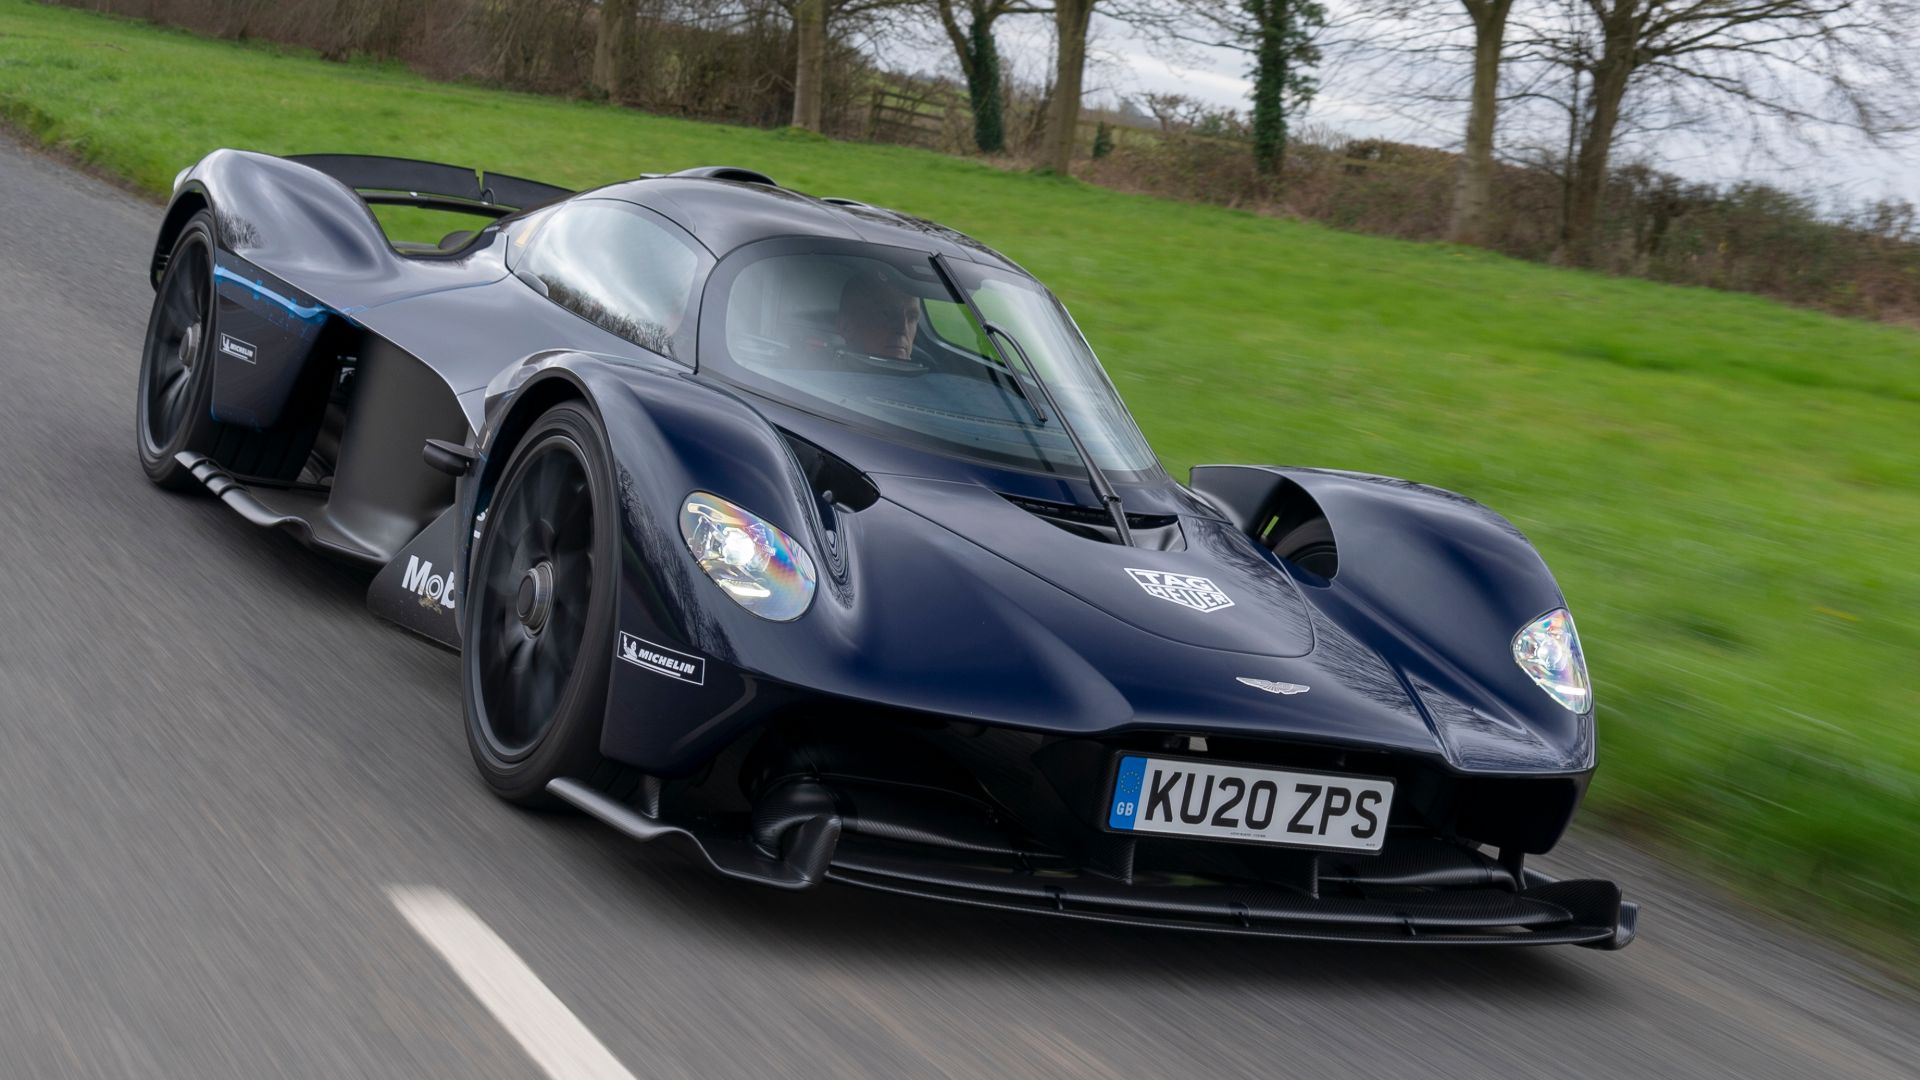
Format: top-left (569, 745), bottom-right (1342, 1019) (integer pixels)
top-left (790, 0), bottom-right (828, 131)
top-left (1446, 0), bottom-right (1515, 245)
top-left (1563, 6), bottom-right (1636, 265)
top-left (965, 17), bottom-right (1005, 153)
top-left (1558, 58), bottom-right (1583, 242)
top-left (1041, 0), bottom-right (1094, 175)
top-left (592, 0), bottom-right (632, 102)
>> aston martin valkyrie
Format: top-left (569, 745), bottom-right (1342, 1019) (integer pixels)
top-left (135, 150), bottom-right (1635, 947)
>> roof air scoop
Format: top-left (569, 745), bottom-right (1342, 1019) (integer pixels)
top-left (670, 166), bottom-right (778, 186)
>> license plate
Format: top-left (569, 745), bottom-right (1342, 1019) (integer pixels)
top-left (1105, 754), bottom-right (1394, 852)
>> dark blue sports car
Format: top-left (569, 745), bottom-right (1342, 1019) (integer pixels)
top-left (136, 150), bottom-right (1635, 947)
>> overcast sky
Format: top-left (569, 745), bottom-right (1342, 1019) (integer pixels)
top-left (892, 13), bottom-right (1920, 210)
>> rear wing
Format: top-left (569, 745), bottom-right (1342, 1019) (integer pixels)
top-left (287, 154), bottom-right (572, 217)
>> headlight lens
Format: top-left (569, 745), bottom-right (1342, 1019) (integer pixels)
top-left (1512, 608), bottom-right (1591, 713)
top-left (679, 493), bottom-right (817, 621)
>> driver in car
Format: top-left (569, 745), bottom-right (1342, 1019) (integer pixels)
top-left (836, 270), bottom-right (922, 361)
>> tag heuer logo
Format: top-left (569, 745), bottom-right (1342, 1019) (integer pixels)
top-left (1237, 677), bottom-right (1310, 695)
top-left (1125, 568), bottom-right (1234, 613)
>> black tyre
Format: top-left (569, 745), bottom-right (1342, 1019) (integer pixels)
top-left (1272, 519), bottom-right (1338, 578)
top-left (463, 402), bottom-right (617, 804)
top-left (136, 211), bottom-right (223, 490)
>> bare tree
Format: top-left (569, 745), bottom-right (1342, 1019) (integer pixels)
top-left (789, 0), bottom-right (831, 128)
top-left (1493, 0), bottom-right (1597, 239)
top-left (1038, 0), bottom-right (1099, 172)
top-left (1447, 0), bottom-right (1516, 242)
top-left (593, 0), bottom-right (636, 100)
top-left (933, 0), bottom-right (1049, 152)
top-left (1332, 0), bottom-right (1520, 243)
top-left (1139, 90), bottom-right (1207, 130)
top-left (1046, 0), bottom-right (1325, 177)
top-left (1550, 0), bottom-right (1919, 262)
top-left (775, 0), bottom-right (915, 130)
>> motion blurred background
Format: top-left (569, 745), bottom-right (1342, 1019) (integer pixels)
top-left (0, 0), bottom-right (1914, 1072)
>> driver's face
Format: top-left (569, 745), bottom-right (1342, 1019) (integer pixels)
top-left (840, 291), bottom-right (921, 360)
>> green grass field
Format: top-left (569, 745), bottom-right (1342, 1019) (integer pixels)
top-left (3, 0), bottom-right (1916, 948)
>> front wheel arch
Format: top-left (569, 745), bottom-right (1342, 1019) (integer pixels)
top-left (461, 399), bottom-right (619, 804)
top-left (151, 188), bottom-right (211, 288)
top-left (464, 373), bottom-right (593, 573)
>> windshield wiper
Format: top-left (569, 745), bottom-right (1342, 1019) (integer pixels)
top-left (982, 324), bottom-right (1048, 424)
top-left (931, 254), bottom-right (1134, 546)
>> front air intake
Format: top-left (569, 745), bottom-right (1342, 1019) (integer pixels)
top-left (1001, 494), bottom-right (1184, 549)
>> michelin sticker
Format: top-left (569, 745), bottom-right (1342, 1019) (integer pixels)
top-left (617, 632), bottom-right (705, 685)
top-left (219, 333), bottom-right (257, 363)
top-left (402, 555), bottom-right (457, 614)
top-left (1125, 568), bottom-right (1235, 613)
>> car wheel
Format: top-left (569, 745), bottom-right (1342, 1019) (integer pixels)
top-left (1272, 519), bottom-right (1338, 578)
top-left (463, 402), bottom-right (618, 804)
top-left (136, 211), bottom-right (223, 490)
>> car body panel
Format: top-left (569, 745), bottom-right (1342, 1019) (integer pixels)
top-left (159, 149), bottom-right (1598, 780)
top-left (142, 148), bottom-right (1630, 948)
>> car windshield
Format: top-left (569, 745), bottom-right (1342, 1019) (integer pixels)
top-left (703, 242), bottom-right (1162, 478)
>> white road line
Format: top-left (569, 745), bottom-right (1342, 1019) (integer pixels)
top-left (389, 886), bottom-right (639, 1080)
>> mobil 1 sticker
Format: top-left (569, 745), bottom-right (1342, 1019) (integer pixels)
top-left (1107, 754), bottom-right (1393, 852)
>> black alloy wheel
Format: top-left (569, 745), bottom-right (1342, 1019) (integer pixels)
top-left (463, 402), bottom-right (617, 804)
top-left (136, 211), bottom-right (222, 489)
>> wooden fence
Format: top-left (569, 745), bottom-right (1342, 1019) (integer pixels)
top-left (866, 84), bottom-right (953, 148)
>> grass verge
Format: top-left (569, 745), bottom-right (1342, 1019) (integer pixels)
top-left (3, 0), bottom-right (1916, 955)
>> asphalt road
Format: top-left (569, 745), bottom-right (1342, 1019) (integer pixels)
top-left (1, 131), bottom-right (1914, 1080)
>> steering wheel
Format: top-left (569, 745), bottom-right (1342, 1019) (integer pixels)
top-left (845, 350), bottom-right (931, 374)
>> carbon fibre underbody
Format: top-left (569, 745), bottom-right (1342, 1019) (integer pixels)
top-left (547, 768), bottom-right (1637, 948)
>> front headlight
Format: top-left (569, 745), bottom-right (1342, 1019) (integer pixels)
top-left (1512, 608), bottom-right (1591, 713)
top-left (680, 493), bottom-right (817, 621)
